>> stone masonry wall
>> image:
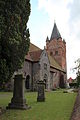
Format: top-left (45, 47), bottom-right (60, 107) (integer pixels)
top-left (32, 62), bottom-right (40, 91)
top-left (39, 49), bottom-right (50, 90)
top-left (50, 69), bottom-right (60, 89)
top-left (23, 61), bottom-right (32, 90)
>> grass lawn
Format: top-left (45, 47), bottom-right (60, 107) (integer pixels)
top-left (0, 90), bottom-right (76, 120)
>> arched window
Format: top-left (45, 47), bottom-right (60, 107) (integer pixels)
top-left (25, 75), bottom-right (30, 89)
top-left (44, 74), bottom-right (48, 89)
top-left (55, 51), bottom-right (58, 55)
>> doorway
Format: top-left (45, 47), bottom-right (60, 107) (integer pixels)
top-left (59, 75), bottom-right (65, 88)
top-left (25, 75), bottom-right (30, 89)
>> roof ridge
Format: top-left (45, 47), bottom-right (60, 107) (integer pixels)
top-left (29, 49), bottom-right (42, 53)
top-left (30, 42), bottom-right (41, 50)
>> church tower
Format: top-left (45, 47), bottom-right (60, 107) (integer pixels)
top-left (46, 22), bottom-right (66, 71)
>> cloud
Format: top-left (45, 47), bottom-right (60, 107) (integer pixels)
top-left (37, 0), bottom-right (80, 78)
top-left (69, 0), bottom-right (80, 21)
top-left (68, 0), bottom-right (80, 60)
top-left (28, 0), bottom-right (80, 78)
top-left (38, 0), bottom-right (70, 21)
top-left (68, 0), bottom-right (80, 42)
top-left (66, 0), bottom-right (80, 78)
top-left (37, 0), bottom-right (73, 40)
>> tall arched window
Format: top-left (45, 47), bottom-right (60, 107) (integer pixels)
top-left (44, 74), bottom-right (48, 89)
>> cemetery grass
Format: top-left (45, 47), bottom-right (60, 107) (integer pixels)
top-left (0, 90), bottom-right (76, 120)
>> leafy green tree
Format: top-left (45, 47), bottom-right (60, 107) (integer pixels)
top-left (74, 58), bottom-right (80, 87)
top-left (0, 0), bottom-right (31, 88)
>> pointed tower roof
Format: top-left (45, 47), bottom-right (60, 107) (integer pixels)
top-left (46, 36), bottom-right (49, 41)
top-left (50, 22), bottom-right (61, 40)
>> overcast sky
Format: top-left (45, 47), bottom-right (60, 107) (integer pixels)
top-left (28, 0), bottom-right (80, 79)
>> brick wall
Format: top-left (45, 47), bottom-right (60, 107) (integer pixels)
top-left (46, 38), bottom-right (66, 70)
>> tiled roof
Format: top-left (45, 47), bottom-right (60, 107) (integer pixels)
top-left (25, 43), bottom-right (42, 62)
top-left (48, 53), bottom-right (64, 72)
top-left (29, 50), bottom-right (43, 62)
top-left (25, 52), bottom-right (33, 61)
top-left (29, 43), bottom-right (41, 52)
top-left (50, 22), bottom-right (61, 40)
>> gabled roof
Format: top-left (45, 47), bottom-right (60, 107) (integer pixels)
top-left (29, 50), bottom-right (43, 62)
top-left (25, 50), bottom-right (42, 62)
top-left (48, 53), bottom-right (64, 72)
top-left (25, 43), bottom-right (65, 72)
top-left (50, 22), bottom-right (61, 40)
top-left (25, 43), bottom-right (42, 62)
top-left (29, 43), bottom-right (41, 52)
top-left (25, 52), bottom-right (33, 61)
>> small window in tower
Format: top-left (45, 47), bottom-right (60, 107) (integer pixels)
top-left (50, 52), bottom-right (53, 56)
top-left (55, 51), bottom-right (58, 55)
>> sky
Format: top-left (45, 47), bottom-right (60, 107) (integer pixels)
top-left (28, 0), bottom-right (80, 79)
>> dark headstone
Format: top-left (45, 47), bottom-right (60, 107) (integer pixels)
top-left (6, 74), bottom-right (30, 110)
top-left (37, 81), bottom-right (45, 102)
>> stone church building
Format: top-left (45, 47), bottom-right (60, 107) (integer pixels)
top-left (23, 23), bottom-right (67, 91)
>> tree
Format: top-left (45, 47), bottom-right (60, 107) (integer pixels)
top-left (74, 58), bottom-right (80, 87)
top-left (0, 0), bottom-right (31, 88)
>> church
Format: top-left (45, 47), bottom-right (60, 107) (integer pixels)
top-left (23, 22), bottom-right (67, 91)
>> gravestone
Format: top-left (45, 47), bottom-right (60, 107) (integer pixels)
top-left (6, 74), bottom-right (30, 109)
top-left (0, 107), bottom-right (6, 115)
top-left (37, 81), bottom-right (45, 102)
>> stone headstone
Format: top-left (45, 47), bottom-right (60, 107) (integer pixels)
top-left (6, 74), bottom-right (30, 110)
top-left (0, 107), bottom-right (6, 115)
top-left (37, 81), bottom-right (45, 102)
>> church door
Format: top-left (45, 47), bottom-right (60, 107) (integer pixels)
top-left (59, 75), bottom-right (65, 88)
